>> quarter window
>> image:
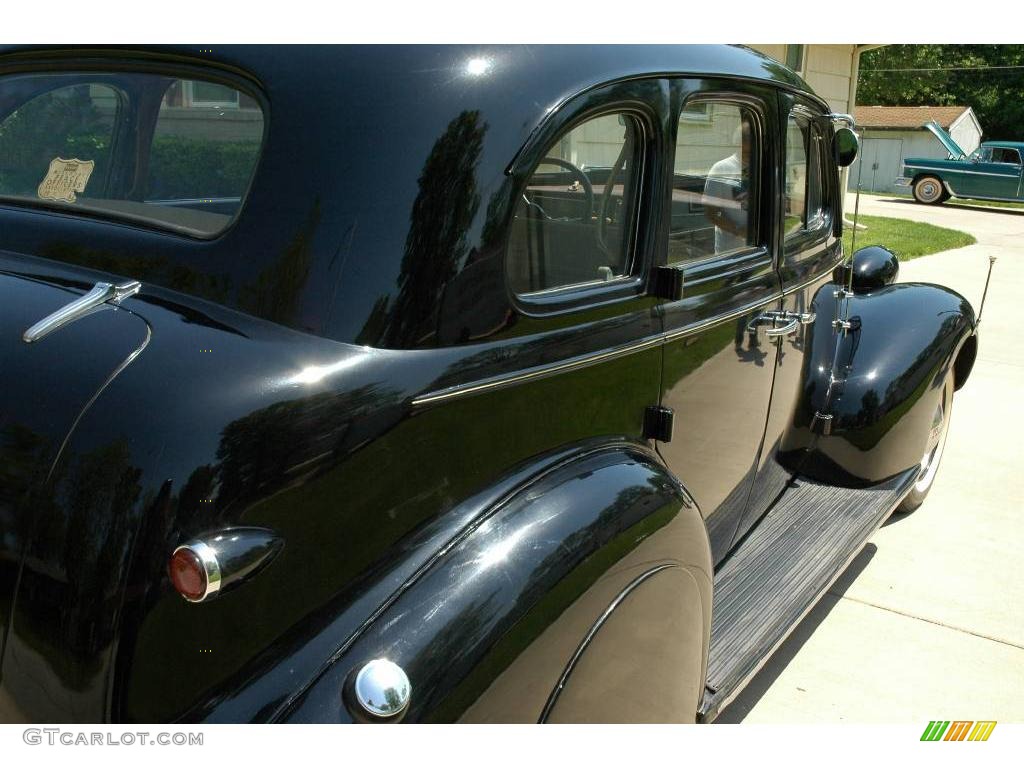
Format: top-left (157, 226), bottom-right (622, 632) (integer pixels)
top-left (507, 112), bottom-right (642, 296)
top-left (0, 72), bottom-right (264, 237)
top-left (669, 101), bottom-right (760, 264)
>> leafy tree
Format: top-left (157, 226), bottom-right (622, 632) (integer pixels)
top-left (858, 45), bottom-right (1024, 141)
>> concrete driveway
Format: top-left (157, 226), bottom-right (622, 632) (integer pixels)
top-left (720, 194), bottom-right (1024, 723)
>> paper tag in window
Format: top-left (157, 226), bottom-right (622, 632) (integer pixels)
top-left (37, 158), bottom-right (95, 203)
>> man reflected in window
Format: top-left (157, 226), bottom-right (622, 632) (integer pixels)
top-left (703, 117), bottom-right (752, 255)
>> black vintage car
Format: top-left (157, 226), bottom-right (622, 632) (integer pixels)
top-left (0, 45), bottom-right (977, 724)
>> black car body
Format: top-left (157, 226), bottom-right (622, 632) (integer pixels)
top-left (0, 44), bottom-right (977, 723)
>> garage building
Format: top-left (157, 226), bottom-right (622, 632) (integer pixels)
top-left (847, 105), bottom-right (983, 194)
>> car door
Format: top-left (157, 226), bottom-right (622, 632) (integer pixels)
top-left (729, 95), bottom-right (845, 547)
top-left (957, 146), bottom-right (1022, 200)
top-left (656, 80), bottom-right (783, 563)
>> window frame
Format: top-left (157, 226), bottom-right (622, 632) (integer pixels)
top-left (992, 147), bottom-right (1021, 166)
top-left (0, 62), bottom-right (268, 241)
top-left (505, 102), bottom-right (653, 317)
top-left (785, 45), bottom-right (806, 75)
top-left (782, 104), bottom-right (833, 251)
top-left (666, 92), bottom-right (769, 271)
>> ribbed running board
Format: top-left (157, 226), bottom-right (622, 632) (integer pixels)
top-left (698, 469), bottom-right (916, 722)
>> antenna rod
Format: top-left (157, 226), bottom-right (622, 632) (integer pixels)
top-left (848, 129), bottom-right (866, 281)
top-left (977, 255), bottom-right (997, 325)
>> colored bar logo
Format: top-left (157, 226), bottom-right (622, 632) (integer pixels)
top-left (921, 720), bottom-right (997, 741)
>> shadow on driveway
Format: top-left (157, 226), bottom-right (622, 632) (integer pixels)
top-left (877, 198), bottom-right (1024, 217)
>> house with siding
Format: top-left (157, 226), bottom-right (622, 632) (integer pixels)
top-left (747, 45), bottom-right (880, 115)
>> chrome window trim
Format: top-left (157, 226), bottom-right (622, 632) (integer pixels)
top-left (509, 109), bottom-right (649, 308)
top-left (670, 92), bottom-right (769, 268)
top-left (412, 261), bottom-right (837, 407)
top-left (783, 108), bottom-right (832, 243)
top-left (903, 164), bottom-right (1020, 179)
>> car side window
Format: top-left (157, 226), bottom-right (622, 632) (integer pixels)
top-left (784, 112), bottom-right (827, 239)
top-left (992, 147), bottom-right (1021, 165)
top-left (507, 112), bottom-right (642, 296)
top-left (669, 101), bottom-right (760, 264)
top-left (145, 79), bottom-right (264, 207)
top-left (0, 72), bottom-right (264, 238)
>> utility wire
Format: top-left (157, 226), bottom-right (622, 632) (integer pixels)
top-left (862, 64), bottom-right (1024, 73)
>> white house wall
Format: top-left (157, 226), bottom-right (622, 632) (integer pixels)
top-left (748, 44), bottom-right (856, 113)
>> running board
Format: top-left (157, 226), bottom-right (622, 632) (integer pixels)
top-left (698, 469), bottom-right (916, 722)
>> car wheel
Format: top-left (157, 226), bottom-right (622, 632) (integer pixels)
top-left (896, 373), bottom-right (954, 513)
top-left (912, 176), bottom-right (945, 205)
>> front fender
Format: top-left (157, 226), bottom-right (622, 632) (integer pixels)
top-left (786, 281), bottom-right (976, 486)
top-left (280, 443), bottom-right (712, 723)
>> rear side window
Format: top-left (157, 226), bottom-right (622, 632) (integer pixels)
top-left (507, 112), bottom-right (643, 296)
top-left (0, 72), bottom-right (264, 237)
top-left (669, 101), bottom-right (760, 264)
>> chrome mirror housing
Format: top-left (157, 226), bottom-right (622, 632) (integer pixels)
top-left (834, 127), bottom-right (859, 167)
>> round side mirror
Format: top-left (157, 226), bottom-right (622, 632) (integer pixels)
top-left (833, 127), bottom-right (859, 167)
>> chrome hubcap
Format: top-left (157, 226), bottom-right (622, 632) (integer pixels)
top-left (918, 181), bottom-right (940, 201)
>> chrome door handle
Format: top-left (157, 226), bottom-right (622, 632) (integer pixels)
top-left (747, 310), bottom-right (809, 342)
top-left (764, 318), bottom-right (800, 337)
top-left (23, 280), bottom-right (141, 343)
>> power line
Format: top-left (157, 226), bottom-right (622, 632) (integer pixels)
top-left (862, 64), bottom-right (1024, 73)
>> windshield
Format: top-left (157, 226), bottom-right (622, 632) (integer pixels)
top-left (968, 146), bottom-right (992, 162)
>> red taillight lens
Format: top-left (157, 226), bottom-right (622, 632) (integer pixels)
top-left (169, 547), bottom-right (207, 601)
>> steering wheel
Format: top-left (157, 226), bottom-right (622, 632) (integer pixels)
top-left (528, 156), bottom-right (595, 221)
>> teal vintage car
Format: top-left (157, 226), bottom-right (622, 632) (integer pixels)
top-left (895, 120), bottom-right (1024, 204)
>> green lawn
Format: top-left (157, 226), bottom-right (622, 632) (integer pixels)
top-left (856, 189), bottom-right (1024, 211)
top-left (842, 214), bottom-right (976, 261)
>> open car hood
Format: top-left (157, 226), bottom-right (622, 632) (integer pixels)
top-left (923, 120), bottom-right (966, 160)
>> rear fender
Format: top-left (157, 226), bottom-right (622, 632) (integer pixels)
top-left (280, 443), bottom-right (712, 723)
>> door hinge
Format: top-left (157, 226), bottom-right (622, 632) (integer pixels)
top-left (643, 405), bottom-right (675, 443)
top-left (811, 411), bottom-right (834, 435)
top-left (652, 266), bottom-right (685, 301)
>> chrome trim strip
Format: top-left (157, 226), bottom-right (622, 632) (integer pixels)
top-left (661, 292), bottom-right (777, 344)
top-left (412, 334), bottom-right (665, 406)
top-left (903, 165), bottom-right (1019, 179)
top-left (825, 113), bottom-right (856, 128)
top-left (22, 280), bottom-right (141, 343)
top-left (412, 265), bottom-right (835, 407)
top-left (540, 563), bottom-right (678, 723)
